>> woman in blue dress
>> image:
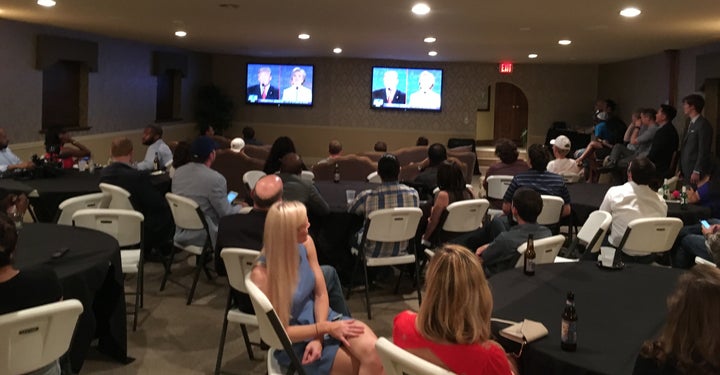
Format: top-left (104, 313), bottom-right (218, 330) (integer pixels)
top-left (251, 201), bottom-right (385, 375)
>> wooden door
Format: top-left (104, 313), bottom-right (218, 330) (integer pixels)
top-left (493, 82), bottom-right (528, 144)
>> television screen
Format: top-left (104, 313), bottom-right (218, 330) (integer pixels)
top-left (371, 67), bottom-right (443, 111)
top-left (246, 63), bottom-right (314, 106)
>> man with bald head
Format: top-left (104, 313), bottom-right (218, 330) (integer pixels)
top-left (215, 175), bottom-right (348, 315)
top-left (0, 128), bottom-right (34, 173)
top-left (279, 153), bottom-right (329, 216)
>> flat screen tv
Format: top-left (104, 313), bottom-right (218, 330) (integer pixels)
top-left (246, 63), bottom-right (314, 106)
top-left (370, 66), bottom-right (443, 111)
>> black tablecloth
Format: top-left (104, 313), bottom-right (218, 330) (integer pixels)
top-left (491, 262), bottom-right (683, 375)
top-left (568, 183), bottom-right (712, 226)
top-left (13, 223), bottom-right (128, 372)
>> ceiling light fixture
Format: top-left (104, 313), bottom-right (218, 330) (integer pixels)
top-left (428, 51), bottom-right (438, 57)
top-left (174, 30), bottom-right (187, 38)
top-left (37, 0), bottom-right (56, 7)
top-left (528, 53), bottom-right (538, 59)
top-left (619, 7), bottom-right (641, 17)
top-left (298, 33), bottom-right (310, 40)
top-left (333, 47), bottom-right (342, 54)
top-left (424, 36), bottom-right (436, 43)
top-left (412, 3), bottom-right (430, 15)
top-left (558, 39), bottom-right (572, 46)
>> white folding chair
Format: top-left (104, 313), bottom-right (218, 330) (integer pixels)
top-left (0, 299), bottom-right (83, 375)
top-left (163, 193), bottom-right (214, 305)
top-left (367, 171), bottom-right (382, 184)
top-left (243, 170), bottom-right (267, 191)
top-left (99, 182), bottom-right (134, 210)
top-left (566, 210), bottom-right (612, 257)
top-left (215, 248), bottom-right (261, 374)
top-left (485, 175), bottom-right (513, 218)
top-left (432, 185), bottom-right (476, 198)
top-left (245, 275), bottom-right (307, 375)
top-left (560, 172), bottom-right (582, 184)
top-left (72, 208), bottom-right (145, 331)
top-left (514, 234), bottom-right (566, 268)
top-left (423, 249), bottom-right (435, 259)
top-left (605, 217), bottom-right (683, 260)
top-left (55, 192), bottom-right (110, 225)
top-left (537, 195), bottom-right (564, 227)
top-left (375, 337), bottom-right (455, 375)
top-left (442, 199), bottom-right (490, 233)
top-left (300, 170), bottom-right (315, 182)
top-left (348, 207), bottom-right (423, 319)
top-left (695, 256), bottom-right (718, 267)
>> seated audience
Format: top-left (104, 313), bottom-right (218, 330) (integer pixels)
top-left (413, 143), bottom-right (447, 190)
top-left (172, 141), bottom-right (192, 170)
top-left (647, 104), bottom-right (680, 179)
top-left (483, 139), bottom-right (529, 194)
top-left (416, 136), bottom-right (429, 146)
top-left (200, 124), bottom-right (215, 136)
top-left (633, 264), bottom-right (720, 374)
top-left (44, 128), bottom-right (92, 169)
top-left (349, 154), bottom-right (419, 257)
top-left (0, 213), bottom-right (63, 375)
top-left (574, 100), bottom-right (626, 181)
top-left (278, 153), bottom-right (329, 216)
top-left (374, 141), bottom-right (388, 152)
top-left (393, 244), bottom-right (514, 374)
top-left (250, 201), bottom-right (383, 374)
top-left (422, 161), bottom-right (474, 244)
top-left (136, 124), bottom-right (173, 171)
top-left (242, 126), bottom-right (261, 145)
top-left (685, 159), bottom-right (720, 218)
top-left (317, 140), bottom-right (342, 164)
top-left (604, 108), bottom-right (659, 171)
top-left (547, 135), bottom-right (582, 175)
top-left (674, 219), bottom-right (720, 268)
top-left (0, 128), bottom-right (35, 172)
top-left (263, 136), bottom-right (299, 174)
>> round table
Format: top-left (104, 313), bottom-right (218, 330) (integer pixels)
top-left (490, 261), bottom-right (683, 375)
top-left (13, 223), bottom-right (128, 372)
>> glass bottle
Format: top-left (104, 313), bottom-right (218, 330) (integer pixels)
top-left (153, 152), bottom-right (160, 171)
top-left (662, 179), bottom-right (669, 200)
top-left (333, 163), bottom-right (340, 183)
top-left (523, 233), bottom-right (535, 276)
top-left (561, 291), bottom-right (578, 352)
top-left (680, 185), bottom-right (688, 210)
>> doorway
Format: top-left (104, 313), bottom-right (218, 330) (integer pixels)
top-left (493, 82), bottom-right (528, 144)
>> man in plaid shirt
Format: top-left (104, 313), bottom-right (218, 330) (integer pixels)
top-left (348, 154), bottom-right (420, 257)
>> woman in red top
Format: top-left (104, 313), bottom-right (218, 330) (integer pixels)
top-left (44, 128), bottom-right (91, 169)
top-left (393, 244), bottom-right (514, 375)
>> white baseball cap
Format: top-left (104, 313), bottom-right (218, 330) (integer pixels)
top-left (550, 135), bottom-right (571, 150)
top-left (230, 137), bottom-right (245, 152)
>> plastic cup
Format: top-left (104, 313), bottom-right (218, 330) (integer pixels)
top-left (600, 247), bottom-right (616, 267)
top-left (345, 190), bottom-right (356, 204)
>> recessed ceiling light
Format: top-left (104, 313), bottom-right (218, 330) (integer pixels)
top-left (412, 3), bottom-right (430, 15)
top-left (558, 39), bottom-right (572, 46)
top-left (428, 51), bottom-right (438, 57)
top-left (298, 33), bottom-right (310, 40)
top-left (619, 7), bottom-right (641, 17)
top-left (37, 0), bottom-right (56, 7)
top-left (333, 47), bottom-right (342, 54)
top-left (528, 53), bottom-right (538, 59)
top-left (174, 30), bottom-right (187, 38)
top-left (424, 37), bottom-right (436, 43)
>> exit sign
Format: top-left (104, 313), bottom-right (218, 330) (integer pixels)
top-left (499, 62), bottom-right (513, 74)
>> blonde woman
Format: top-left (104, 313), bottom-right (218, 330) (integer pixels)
top-left (393, 244), bottom-right (513, 374)
top-left (250, 201), bottom-right (384, 375)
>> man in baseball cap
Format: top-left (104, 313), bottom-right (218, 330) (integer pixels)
top-left (548, 135), bottom-right (582, 176)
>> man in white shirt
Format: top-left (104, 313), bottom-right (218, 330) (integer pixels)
top-left (547, 135), bottom-right (582, 176)
top-left (599, 157), bottom-right (667, 259)
top-left (136, 124), bottom-right (173, 171)
top-left (0, 128), bottom-right (34, 173)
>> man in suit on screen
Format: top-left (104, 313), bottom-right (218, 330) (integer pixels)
top-left (247, 66), bottom-right (279, 101)
top-left (371, 70), bottom-right (406, 106)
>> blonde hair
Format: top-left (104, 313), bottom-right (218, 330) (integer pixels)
top-left (417, 244), bottom-right (493, 344)
top-left (262, 201), bottom-right (307, 326)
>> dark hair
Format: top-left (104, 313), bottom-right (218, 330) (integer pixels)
top-left (512, 187), bottom-right (543, 223)
top-left (279, 153), bottom-right (303, 175)
top-left (146, 124), bottom-right (163, 138)
top-left (527, 144), bottom-right (550, 172)
top-left (374, 141), bottom-right (387, 152)
top-left (659, 104), bottom-right (677, 121)
top-left (629, 157), bottom-right (657, 186)
top-left (264, 136), bottom-right (297, 174)
top-left (427, 143), bottom-right (447, 165)
top-left (0, 214), bottom-right (18, 267)
top-left (44, 128), bottom-right (63, 154)
top-left (172, 141), bottom-right (192, 169)
top-left (641, 108), bottom-right (657, 121)
top-left (242, 126), bottom-right (256, 140)
top-left (495, 139), bottom-right (519, 164)
top-left (199, 124), bottom-right (214, 136)
top-left (605, 99), bottom-right (617, 112)
top-left (378, 154), bottom-right (400, 182)
top-left (683, 94), bottom-right (705, 113)
top-left (416, 136), bottom-right (429, 146)
top-left (437, 161), bottom-right (466, 201)
top-left (328, 140), bottom-right (342, 155)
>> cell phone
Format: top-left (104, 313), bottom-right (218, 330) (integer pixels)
top-left (52, 247), bottom-right (70, 259)
top-left (227, 191), bottom-right (239, 203)
top-left (701, 220), bottom-right (710, 229)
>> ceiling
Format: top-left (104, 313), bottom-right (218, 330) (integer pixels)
top-left (2, 0), bottom-right (720, 64)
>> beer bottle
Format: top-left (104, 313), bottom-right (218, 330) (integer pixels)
top-left (523, 233), bottom-right (535, 276)
top-left (333, 163), bottom-right (340, 183)
top-left (561, 291), bottom-right (578, 351)
top-left (662, 179), bottom-right (669, 200)
top-left (680, 185), bottom-right (688, 210)
top-left (153, 152), bottom-right (160, 171)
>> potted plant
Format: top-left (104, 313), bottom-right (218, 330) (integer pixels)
top-left (195, 84), bottom-right (234, 135)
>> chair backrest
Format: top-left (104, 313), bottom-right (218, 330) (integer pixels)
top-left (245, 275), bottom-right (307, 375)
top-left (375, 337), bottom-right (455, 375)
top-left (243, 144), bottom-right (272, 160)
top-left (366, 208), bottom-right (423, 243)
top-left (56, 192), bottom-right (111, 225)
top-left (300, 170), bottom-right (315, 182)
top-left (560, 172), bottom-right (582, 184)
top-left (446, 150), bottom-right (476, 184)
top-left (72, 208), bottom-right (144, 248)
top-left (695, 256), bottom-right (718, 267)
top-left (367, 171), bottom-right (382, 184)
top-left (0, 299), bottom-right (83, 375)
top-left (442, 199), bottom-right (490, 233)
top-left (618, 217), bottom-right (683, 255)
top-left (212, 149), bottom-right (265, 200)
top-left (486, 175), bottom-right (513, 200)
top-left (243, 170), bottom-right (267, 191)
top-left (98, 183), bottom-right (134, 210)
top-left (577, 210), bottom-right (612, 253)
top-left (312, 155), bottom-right (378, 181)
top-left (221, 248), bottom-right (260, 293)
top-left (165, 193), bottom-right (207, 231)
top-left (537, 195), bottom-right (564, 226)
top-left (515, 234), bottom-right (566, 267)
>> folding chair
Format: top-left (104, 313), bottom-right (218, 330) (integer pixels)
top-left (564, 210), bottom-right (612, 258)
top-left (514, 235), bottom-right (566, 268)
top-left (99, 182), bottom-right (135, 210)
top-left (55, 192), bottom-right (110, 225)
top-left (367, 171), bottom-right (382, 184)
top-left (605, 217), bottom-right (683, 264)
top-left (164, 193), bottom-right (214, 305)
top-left (0, 300), bottom-right (83, 375)
top-left (243, 170), bottom-right (267, 191)
top-left (245, 275), bottom-right (307, 375)
top-left (300, 170), bottom-right (315, 182)
top-left (72, 208), bottom-right (144, 331)
top-left (438, 199), bottom-right (489, 241)
top-left (215, 248), bottom-right (261, 374)
top-left (375, 337), bottom-right (455, 375)
top-left (537, 195), bottom-right (564, 227)
top-left (485, 175), bottom-right (513, 219)
top-left (695, 256), bottom-right (717, 267)
top-left (348, 207), bottom-right (423, 319)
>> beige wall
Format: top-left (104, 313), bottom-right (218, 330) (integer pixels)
top-left (597, 53), bottom-right (669, 119)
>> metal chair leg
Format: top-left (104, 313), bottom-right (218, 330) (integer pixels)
top-left (160, 249), bottom-right (177, 291)
top-left (214, 293), bottom-right (231, 375)
top-left (187, 253), bottom-right (205, 305)
top-left (363, 262), bottom-right (372, 320)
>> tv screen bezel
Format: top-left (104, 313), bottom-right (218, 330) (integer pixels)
top-left (370, 66), bottom-right (444, 112)
top-left (245, 63), bottom-right (316, 107)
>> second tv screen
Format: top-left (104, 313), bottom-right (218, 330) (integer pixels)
top-left (371, 67), bottom-right (443, 111)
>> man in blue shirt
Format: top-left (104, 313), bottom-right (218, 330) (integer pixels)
top-left (136, 124), bottom-right (173, 171)
top-left (0, 128), bottom-right (34, 173)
